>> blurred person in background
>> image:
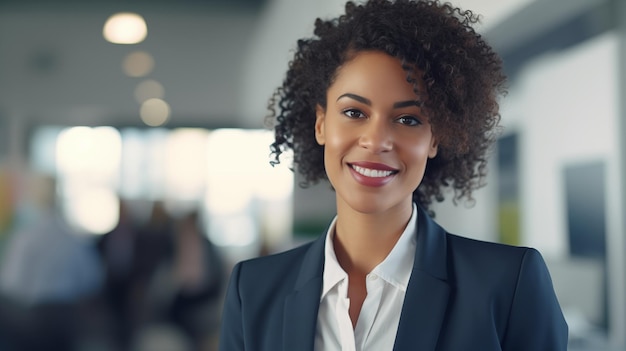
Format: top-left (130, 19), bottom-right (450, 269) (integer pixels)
top-left (0, 173), bottom-right (104, 351)
top-left (129, 200), bottom-right (175, 329)
top-left (168, 210), bottom-right (225, 351)
top-left (166, 209), bottom-right (224, 350)
top-left (219, 0), bottom-right (568, 350)
top-left (97, 199), bottom-right (140, 350)
top-left (125, 203), bottom-right (225, 351)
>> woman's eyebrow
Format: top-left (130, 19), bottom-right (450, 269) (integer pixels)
top-left (337, 93), bottom-right (370, 105)
top-left (337, 93), bottom-right (423, 108)
top-left (393, 100), bottom-right (423, 108)
top-left (336, 93), bottom-right (422, 108)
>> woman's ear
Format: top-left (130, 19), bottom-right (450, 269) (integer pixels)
top-left (315, 104), bottom-right (326, 146)
top-left (428, 136), bottom-right (438, 158)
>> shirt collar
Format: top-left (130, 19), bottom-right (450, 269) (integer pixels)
top-left (321, 216), bottom-right (345, 300)
top-left (320, 204), bottom-right (418, 300)
top-left (372, 204), bottom-right (417, 291)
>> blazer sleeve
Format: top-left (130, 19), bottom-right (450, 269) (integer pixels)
top-left (501, 248), bottom-right (569, 351)
top-left (219, 262), bottom-right (245, 351)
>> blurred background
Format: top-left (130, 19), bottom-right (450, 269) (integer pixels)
top-left (0, 0), bottom-right (625, 350)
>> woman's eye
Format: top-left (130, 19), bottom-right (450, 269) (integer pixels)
top-left (397, 115), bottom-right (421, 126)
top-left (343, 109), bottom-right (365, 119)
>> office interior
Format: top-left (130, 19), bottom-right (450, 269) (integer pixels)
top-left (0, 0), bottom-right (625, 350)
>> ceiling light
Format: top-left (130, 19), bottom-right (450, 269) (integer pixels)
top-left (122, 51), bottom-right (155, 77)
top-left (140, 98), bottom-right (170, 127)
top-left (103, 12), bottom-right (147, 44)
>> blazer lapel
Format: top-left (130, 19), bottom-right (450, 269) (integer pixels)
top-left (283, 234), bottom-right (326, 351)
top-left (394, 207), bottom-right (451, 351)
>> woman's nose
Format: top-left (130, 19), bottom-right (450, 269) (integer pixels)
top-left (358, 117), bottom-right (393, 153)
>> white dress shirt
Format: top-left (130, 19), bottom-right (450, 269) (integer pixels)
top-left (314, 204), bottom-right (418, 351)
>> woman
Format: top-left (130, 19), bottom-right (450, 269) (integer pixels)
top-left (219, 1), bottom-right (568, 350)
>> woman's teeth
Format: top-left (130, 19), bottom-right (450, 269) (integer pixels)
top-left (352, 165), bottom-right (394, 178)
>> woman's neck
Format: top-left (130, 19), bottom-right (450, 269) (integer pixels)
top-left (333, 200), bottom-right (413, 275)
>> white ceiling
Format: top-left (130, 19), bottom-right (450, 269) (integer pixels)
top-left (0, 1), bottom-right (265, 129)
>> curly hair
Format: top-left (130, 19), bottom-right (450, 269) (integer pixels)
top-left (267, 0), bottom-right (507, 214)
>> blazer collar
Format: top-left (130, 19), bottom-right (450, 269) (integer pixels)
top-left (393, 206), bottom-right (451, 351)
top-left (282, 205), bottom-right (451, 351)
top-left (282, 233), bottom-right (326, 351)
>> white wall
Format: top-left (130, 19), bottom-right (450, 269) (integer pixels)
top-left (238, 0), bottom-right (346, 128)
top-left (505, 32), bottom-right (618, 259)
top-left (431, 169), bottom-right (498, 242)
top-left (436, 32), bottom-right (619, 255)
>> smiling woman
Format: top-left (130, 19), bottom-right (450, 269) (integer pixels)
top-left (219, 1), bottom-right (568, 350)
top-left (314, 51), bottom-right (438, 217)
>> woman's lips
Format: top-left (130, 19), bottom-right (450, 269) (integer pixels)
top-left (348, 162), bottom-right (398, 187)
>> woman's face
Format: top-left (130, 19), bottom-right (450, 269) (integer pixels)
top-left (315, 50), bottom-right (438, 215)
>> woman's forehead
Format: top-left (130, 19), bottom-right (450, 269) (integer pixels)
top-left (327, 50), bottom-right (426, 99)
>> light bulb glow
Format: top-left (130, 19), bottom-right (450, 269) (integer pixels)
top-left (123, 51), bottom-right (155, 77)
top-left (140, 98), bottom-right (170, 127)
top-left (103, 12), bottom-right (147, 44)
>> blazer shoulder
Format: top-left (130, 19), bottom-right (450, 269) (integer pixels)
top-left (239, 239), bottom-right (316, 271)
top-left (234, 238), bottom-right (320, 294)
top-left (444, 233), bottom-right (545, 293)
top-left (446, 233), bottom-right (531, 261)
top-left (438, 233), bottom-right (568, 349)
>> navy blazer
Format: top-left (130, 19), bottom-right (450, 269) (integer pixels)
top-left (219, 206), bottom-right (568, 350)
